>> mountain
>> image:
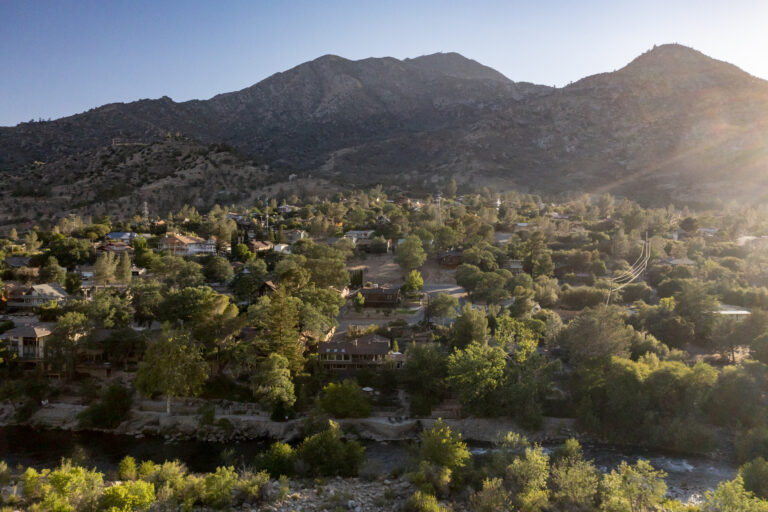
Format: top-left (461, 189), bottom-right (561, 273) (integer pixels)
top-left (3, 44), bottom-right (768, 215)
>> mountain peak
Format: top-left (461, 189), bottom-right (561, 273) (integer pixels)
top-left (406, 52), bottom-right (511, 83)
top-left (619, 43), bottom-right (750, 81)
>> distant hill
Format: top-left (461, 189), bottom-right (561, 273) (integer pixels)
top-left (3, 44), bottom-right (768, 213)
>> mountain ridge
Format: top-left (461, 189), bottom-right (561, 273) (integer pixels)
top-left (3, 43), bottom-right (768, 212)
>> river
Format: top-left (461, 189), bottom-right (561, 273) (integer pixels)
top-left (0, 426), bottom-right (736, 504)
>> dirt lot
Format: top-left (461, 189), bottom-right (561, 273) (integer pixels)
top-left (347, 253), bottom-right (457, 287)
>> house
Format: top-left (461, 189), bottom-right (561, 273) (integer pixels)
top-left (506, 259), bottom-right (525, 275)
top-left (344, 230), bottom-right (376, 241)
top-left (277, 205), bottom-right (296, 214)
top-left (248, 240), bottom-right (274, 253)
top-left (284, 230), bottom-right (308, 244)
top-left (659, 257), bottom-right (696, 267)
top-left (97, 242), bottom-right (134, 256)
top-left (698, 227), bottom-right (719, 237)
top-left (4, 256), bottom-right (31, 269)
top-left (106, 232), bottom-right (138, 243)
top-left (360, 286), bottom-right (400, 307)
top-left (2, 322), bottom-right (54, 364)
top-left (5, 283), bottom-right (69, 310)
top-left (273, 244), bottom-right (292, 255)
top-left (438, 250), bottom-right (463, 268)
top-left (716, 304), bottom-right (751, 321)
top-left (316, 333), bottom-right (403, 371)
top-left (159, 233), bottom-right (217, 256)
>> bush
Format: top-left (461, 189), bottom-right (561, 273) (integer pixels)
top-left (739, 458), bottom-right (768, 499)
top-left (100, 480), bottom-right (155, 511)
top-left (118, 456), bottom-right (137, 481)
top-left (559, 286), bottom-right (608, 309)
top-left (78, 383), bottom-right (133, 429)
top-left (319, 380), bottom-right (371, 418)
top-left (0, 460), bottom-right (10, 487)
top-left (234, 470), bottom-right (270, 504)
top-left (258, 442), bottom-right (296, 478)
top-left (297, 421), bottom-right (366, 477)
top-left (736, 427), bottom-right (768, 464)
top-left (470, 477), bottom-right (511, 512)
top-left (202, 466), bottom-right (237, 509)
top-left (405, 490), bottom-right (446, 512)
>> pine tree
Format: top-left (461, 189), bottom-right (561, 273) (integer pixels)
top-left (116, 253), bottom-right (132, 284)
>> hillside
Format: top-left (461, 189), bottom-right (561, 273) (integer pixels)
top-left (3, 44), bottom-right (768, 212)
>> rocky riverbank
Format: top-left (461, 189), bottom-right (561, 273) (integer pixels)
top-left (0, 399), bottom-right (580, 444)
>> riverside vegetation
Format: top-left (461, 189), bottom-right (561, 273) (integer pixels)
top-left (5, 185), bottom-right (768, 509)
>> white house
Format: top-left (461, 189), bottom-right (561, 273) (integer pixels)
top-left (159, 234), bottom-right (217, 256)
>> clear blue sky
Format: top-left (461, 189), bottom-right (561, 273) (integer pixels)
top-left (2, 0), bottom-right (767, 126)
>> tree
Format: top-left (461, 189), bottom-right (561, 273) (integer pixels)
top-left (495, 314), bottom-right (537, 363)
top-left (232, 259), bottom-right (268, 304)
top-left (417, 418), bottom-right (470, 471)
top-left (135, 327), bottom-right (210, 415)
top-left (549, 439), bottom-right (599, 511)
top-left (130, 279), bottom-right (163, 327)
top-left (402, 343), bottom-right (449, 415)
top-left (9, 227), bottom-right (18, 241)
top-left (395, 234), bottom-right (427, 271)
top-left (319, 380), bottom-right (371, 418)
top-left (404, 269), bottom-right (424, 293)
top-left (252, 354), bottom-right (295, 418)
top-left (447, 342), bottom-right (507, 415)
top-left (93, 252), bottom-right (117, 285)
top-left (740, 457), bottom-right (768, 499)
top-left (38, 256), bottom-right (66, 285)
top-left (353, 292), bottom-right (365, 312)
top-left (203, 255), bottom-right (234, 283)
top-left (48, 312), bottom-right (92, 379)
top-left (559, 306), bottom-right (634, 365)
top-left (427, 293), bottom-right (459, 321)
top-left (702, 476), bottom-right (768, 512)
top-left (507, 446), bottom-right (551, 512)
top-left (64, 272), bottom-right (82, 295)
top-left (680, 216), bottom-right (699, 233)
top-left (24, 231), bottom-right (41, 253)
top-left (452, 303), bottom-right (488, 349)
top-left (116, 252), bottom-right (132, 284)
top-left (599, 460), bottom-right (667, 512)
top-left (247, 286), bottom-right (305, 373)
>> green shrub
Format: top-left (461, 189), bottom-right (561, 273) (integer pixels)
top-left (297, 421), bottom-right (366, 477)
top-left (0, 461), bottom-right (10, 487)
top-left (469, 477), bottom-right (512, 512)
top-left (258, 442), bottom-right (296, 478)
top-left (202, 466), bottom-right (237, 509)
top-left (405, 490), bottom-right (446, 512)
top-left (77, 383), bottom-right (133, 429)
top-left (99, 480), bottom-right (155, 511)
top-left (736, 427), bottom-right (768, 463)
top-left (739, 457), bottom-right (768, 499)
top-left (234, 470), bottom-right (270, 504)
top-left (319, 380), bottom-right (371, 418)
top-left (117, 456), bottom-right (137, 481)
top-left (197, 403), bottom-right (216, 426)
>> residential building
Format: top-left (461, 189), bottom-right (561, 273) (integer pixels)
top-left (344, 230), bottom-right (376, 240)
top-left (159, 233), bottom-right (217, 256)
top-left (360, 286), bottom-right (400, 307)
top-left (2, 322), bottom-right (54, 363)
top-left (316, 334), bottom-right (403, 371)
top-left (5, 283), bottom-right (69, 310)
top-left (248, 240), bottom-right (274, 253)
top-left (716, 304), bottom-right (751, 321)
top-left (438, 250), bottom-right (463, 268)
top-left (284, 230), bottom-right (308, 244)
